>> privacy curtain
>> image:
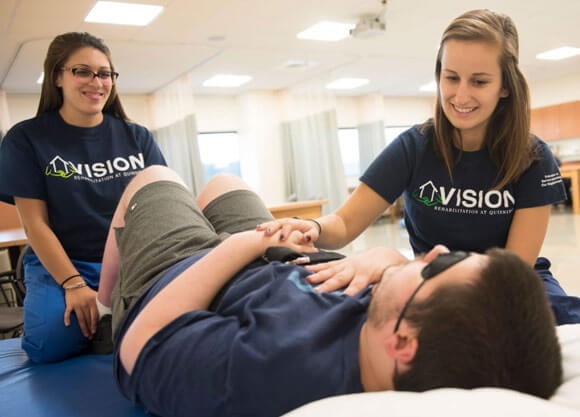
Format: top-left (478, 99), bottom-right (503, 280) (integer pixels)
top-left (357, 120), bottom-right (386, 173)
top-left (281, 109), bottom-right (348, 214)
top-left (148, 76), bottom-right (204, 194)
top-left (0, 91), bottom-right (10, 142)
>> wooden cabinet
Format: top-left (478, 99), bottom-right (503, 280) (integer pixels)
top-left (559, 101), bottom-right (580, 139)
top-left (0, 202), bottom-right (22, 231)
top-left (268, 200), bottom-right (328, 220)
top-left (531, 100), bottom-right (580, 141)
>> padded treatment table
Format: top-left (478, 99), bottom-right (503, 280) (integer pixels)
top-left (0, 338), bottom-right (147, 417)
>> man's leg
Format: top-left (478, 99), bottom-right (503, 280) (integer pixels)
top-left (92, 166), bottom-right (190, 353)
top-left (97, 166), bottom-right (187, 309)
top-left (535, 257), bottom-right (580, 324)
top-left (197, 174), bottom-right (274, 235)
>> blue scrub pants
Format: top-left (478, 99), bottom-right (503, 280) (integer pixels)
top-left (21, 253), bottom-right (101, 363)
top-left (535, 257), bottom-right (580, 325)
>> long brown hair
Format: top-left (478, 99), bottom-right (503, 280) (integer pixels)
top-left (37, 32), bottom-right (128, 120)
top-left (423, 9), bottom-right (536, 189)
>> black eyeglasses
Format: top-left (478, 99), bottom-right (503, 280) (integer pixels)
top-left (62, 66), bottom-right (119, 81)
top-left (392, 251), bottom-right (471, 332)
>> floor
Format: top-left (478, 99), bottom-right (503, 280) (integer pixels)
top-left (342, 207), bottom-right (580, 297)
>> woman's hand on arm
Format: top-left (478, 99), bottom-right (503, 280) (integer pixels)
top-left (306, 247), bottom-right (410, 296)
top-left (256, 217), bottom-right (321, 244)
top-left (505, 205), bottom-right (552, 266)
top-left (15, 197), bottom-right (98, 337)
top-left (256, 183), bottom-right (390, 250)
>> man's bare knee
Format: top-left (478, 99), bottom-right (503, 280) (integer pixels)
top-left (122, 165), bottom-right (187, 207)
top-left (197, 173), bottom-right (251, 210)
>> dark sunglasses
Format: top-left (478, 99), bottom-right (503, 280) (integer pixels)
top-left (393, 251), bottom-right (471, 332)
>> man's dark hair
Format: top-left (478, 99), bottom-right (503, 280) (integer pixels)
top-left (394, 248), bottom-right (562, 399)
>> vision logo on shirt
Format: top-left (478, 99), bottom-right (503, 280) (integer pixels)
top-left (412, 181), bottom-right (442, 207)
top-left (45, 153), bottom-right (145, 182)
top-left (45, 156), bottom-right (78, 179)
top-left (412, 180), bottom-right (515, 215)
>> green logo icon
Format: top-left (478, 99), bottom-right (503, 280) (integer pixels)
top-left (46, 156), bottom-right (78, 179)
top-left (413, 181), bottom-right (442, 206)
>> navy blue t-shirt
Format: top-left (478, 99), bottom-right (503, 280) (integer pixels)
top-left (114, 254), bottom-right (367, 417)
top-left (361, 125), bottom-right (566, 254)
top-left (0, 111), bottom-right (166, 261)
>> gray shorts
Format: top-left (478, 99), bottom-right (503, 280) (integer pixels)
top-left (110, 180), bottom-right (274, 334)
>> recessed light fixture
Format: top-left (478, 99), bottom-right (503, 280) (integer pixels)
top-left (536, 46), bottom-right (580, 61)
top-left (202, 74), bottom-right (252, 88)
top-left (207, 35), bottom-right (226, 42)
top-left (419, 81), bottom-right (437, 92)
top-left (37, 73), bottom-right (44, 84)
top-left (284, 59), bottom-right (319, 69)
top-left (85, 1), bottom-right (163, 26)
top-left (325, 78), bottom-right (369, 90)
top-left (297, 21), bottom-right (355, 42)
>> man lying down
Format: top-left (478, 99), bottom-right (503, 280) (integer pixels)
top-left (97, 165), bottom-right (562, 417)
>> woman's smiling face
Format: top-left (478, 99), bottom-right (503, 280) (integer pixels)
top-left (438, 39), bottom-right (508, 148)
top-left (56, 46), bottom-right (113, 127)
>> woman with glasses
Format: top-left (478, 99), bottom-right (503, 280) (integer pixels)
top-left (0, 32), bottom-right (166, 362)
top-left (259, 9), bottom-right (580, 325)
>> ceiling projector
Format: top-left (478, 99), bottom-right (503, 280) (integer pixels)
top-left (349, 15), bottom-right (386, 38)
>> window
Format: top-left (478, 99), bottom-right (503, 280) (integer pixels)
top-left (197, 131), bottom-right (241, 180)
top-left (338, 128), bottom-right (360, 189)
top-left (384, 126), bottom-right (409, 145)
top-left (338, 126), bottom-right (411, 190)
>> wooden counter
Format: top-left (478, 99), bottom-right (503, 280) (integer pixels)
top-left (0, 229), bottom-right (27, 250)
top-left (0, 202), bottom-right (22, 230)
top-left (561, 162), bottom-right (580, 214)
top-left (0, 228), bottom-right (27, 270)
top-left (268, 199), bottom-right (328, 220)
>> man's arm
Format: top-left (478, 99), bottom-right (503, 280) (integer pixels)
top-left (119, 229), bottom-right (314, 374)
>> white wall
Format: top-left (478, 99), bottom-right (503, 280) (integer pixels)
top-left (4, 93), bottom-right (152, 128)
top-left (5, 72), bottom-right (577, 130)
top-left (4, 73), bottom-right (578, 202)
top-left (5, 94), bottom-right (37, 125)
top-left (335, 96), bottom-right (433, 127)
top-left (122, 95), bottom-right (151, 127)
top-left (194, 95), bottom-right (239, 132)
top-left (237, 92), bottom-right (285, 204)
top-left (530, 73), bottom-right (580, 108)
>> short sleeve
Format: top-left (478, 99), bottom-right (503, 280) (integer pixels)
top-left (360, 127), bottom-right (419, 204)
top-left (0, 123), bottom-right (47, 204)
top-left (513, 139), bottom-right (567, 208)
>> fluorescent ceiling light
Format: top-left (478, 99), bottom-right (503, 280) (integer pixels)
top-left (37, 72), bottom-right (44, 84)
top-left (85, 1), bottom-right (163, 26)
top-left (202, 74), bottom-right (252, 88)
top-left (326, 78), bottom-right (369, 90)
top-left (536, 46), bottom-right (580, 61)
top-left (419, 81), bottom-right (437, 92)
top-left (285, 59), bottom-right (319, 69)
top-left (297, 21), bottom-right (355, 42)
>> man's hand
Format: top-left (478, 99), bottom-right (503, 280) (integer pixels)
top-left (257, 218), bottom-right (319, 243)
top-left (305, 247), bottom-right (410, 296)
top-left (262, 229), bottom-right (318, 255)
